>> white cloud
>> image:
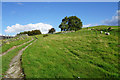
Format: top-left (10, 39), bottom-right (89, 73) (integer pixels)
top-left (5, 23), bottom-right (53, 34)
top-left (83, 24), bottom-right (92, 27)
top-left (17, 2), bottom-right (23, 5)
top-left (102, 10), bottom-right (120, 26)
top-left (83, 24), bottom-right (98, 27)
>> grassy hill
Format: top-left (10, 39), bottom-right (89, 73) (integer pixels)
top-left (0, 35), bottom-right (32, 54)
top-left (20, 26), bottom-right (119, 78)
top-left (0, 36), bottom-right (34, 77)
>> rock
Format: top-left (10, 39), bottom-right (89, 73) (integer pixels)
top-left (100, 31), bottom-right (103, 34)
top-left (105, 32), bottom-right (110, 35)
top-left (108, 27), bottom-right (112, 31)
top-left (78, 77), bottom-right (80, 78)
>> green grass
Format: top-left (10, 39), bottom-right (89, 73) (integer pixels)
top-left (0, 36), bottom-right (32, 54)
top-left (22, 26), bottom-right (119, 78)
top-left (0, 39), bottom-right (35, 77)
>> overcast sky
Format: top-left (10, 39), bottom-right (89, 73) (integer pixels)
top-left (2, 2), bottom-right (118, 35)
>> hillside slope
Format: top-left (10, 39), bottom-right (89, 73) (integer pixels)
top-left (22, 26), bottom-right (119, 78)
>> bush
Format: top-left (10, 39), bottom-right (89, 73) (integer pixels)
top-left (43, 34), bottom-right (48, 37)
top-left (17, 30), bottom-right (42, 36)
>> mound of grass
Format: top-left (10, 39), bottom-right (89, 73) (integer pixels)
top-left (43, 34), bottom-right (49, 37)
top-left (22, 26), bottom-right (119, 78)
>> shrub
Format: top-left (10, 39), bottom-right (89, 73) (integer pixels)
top-left (17, 30), bottom-right (42, 36)
top-left (43, 34), bottom-right (48, 37)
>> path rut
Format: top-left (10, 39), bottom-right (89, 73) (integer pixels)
top-left (4, 39), bottom-right (37, 78)
top-left (0, 39), bottom-right (33, 56)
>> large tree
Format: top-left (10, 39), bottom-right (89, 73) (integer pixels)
top-left (59, 16), bottom-right (82, 31)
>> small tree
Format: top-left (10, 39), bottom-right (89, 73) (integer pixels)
top-left (48, 28), bottom-right (56, 34)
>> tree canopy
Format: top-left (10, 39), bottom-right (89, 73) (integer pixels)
top-left (59, 16), bottom-right (82, 31)
top-left (17, 30), bottom-right (41, 36)
top-left (48, 28), bottom-right (56, 34)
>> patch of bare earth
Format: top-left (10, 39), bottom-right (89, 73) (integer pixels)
top-left (4, 39), bottom-right (37, 79)
top-left (0, 39), bottom-right (33, 56)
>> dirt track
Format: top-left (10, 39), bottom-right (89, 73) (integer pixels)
top-left (4, 39), bottom-right (37, 78)
top-left (0, 39), bottom-right (33, 57)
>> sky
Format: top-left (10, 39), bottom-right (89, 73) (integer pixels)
top-left (2, 2), bottom-right (119, 36)
top-left (2, 0), bottom-right (120, 2)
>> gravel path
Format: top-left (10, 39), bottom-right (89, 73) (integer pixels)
top-left (4, 39), bottom-right (37, 78)
top-left (0, 39), bottom-right (33, 56)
